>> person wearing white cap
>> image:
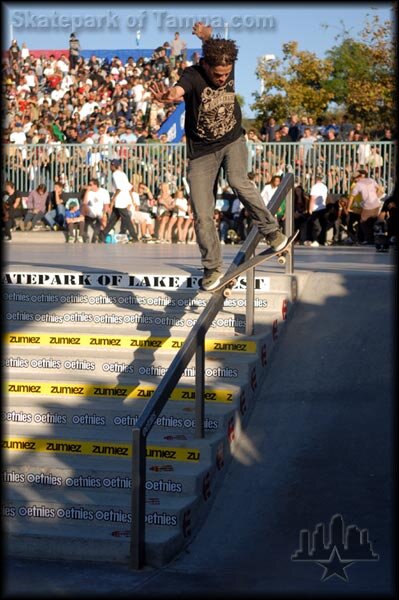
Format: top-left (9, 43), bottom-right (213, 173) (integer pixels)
top-left (305, 175), bottom-right (329, 247)
top-left (99, 160), bottom-right (139, 243)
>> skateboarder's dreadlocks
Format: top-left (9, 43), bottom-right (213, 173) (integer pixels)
top-left (202, 38), bottom-right (238, 66)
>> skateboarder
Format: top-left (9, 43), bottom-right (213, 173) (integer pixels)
top-left (150, 22), bottom-right (287, 290)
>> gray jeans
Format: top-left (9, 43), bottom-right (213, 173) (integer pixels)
top-left (187, 135), bottom-right (278, 271)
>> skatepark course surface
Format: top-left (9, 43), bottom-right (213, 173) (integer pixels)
top-left (3, 239), bottom-right (395, 597)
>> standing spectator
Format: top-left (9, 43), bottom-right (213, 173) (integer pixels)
top-left (9, 122), bottom-right (27, 162)
top-left (288, 114), bottom-right (301, 142)
top-left (246, 129), bottom-right (263, 170)
top-left (9, 40), bottom-right (20, 62)
top-left (81, 178), bottom-right (110, 242)
top-left (99, 159), bottom-right (139, 243)
top-left (326, 129), bottom-right (337, 143)
top-left (294, 183), bottom-right (309, 244)
top-left (346, 175), bottom-right (363, 244)
top-left (340, 114), bottom-right (354, 141)
top-left (262, 175), bottom-right (285, 227)
top-left (279, 125), bottom-right (293, 142)
top-left (347, 169), bottom-right (383, 244)
top-left (298, 127), bottom-right (317, 166)
top-left (324, 119), bottom-right (340, 139)
top-left (261, 174), bottom-right (282, 207)
top-left (260, 117), bottom-right (278, 142)
top-left (305, 175), bottom-right (328, 246)
top-left (2, 188), bottom-right (13, 241)
top-left (380, 127), bottom-right (393, 142)
top-left (170, 32), bottom-right (187, 65)
top-left (24, 184), bottom-right (48, 230)
top-left (119, 125), bottom-right (137, 144)
top-left (69, 33), bottom-right (80, 71)
top-left (44, 181), bottom-right (66, 230)
top-left (357, 133), bottom-right (371, 168)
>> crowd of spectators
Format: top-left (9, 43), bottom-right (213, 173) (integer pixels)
top-left (3, 35), bottom-right (196, 148)
top-left (2, 37), bottom-right (397, 246)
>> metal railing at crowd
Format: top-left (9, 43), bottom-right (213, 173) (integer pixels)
top-left (3, 141), bottom-right (396, 196)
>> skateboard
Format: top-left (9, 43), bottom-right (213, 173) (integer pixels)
top-left (203, 230), bottom-right (299, 297)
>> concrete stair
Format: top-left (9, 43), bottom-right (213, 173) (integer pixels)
top-left (3, 269), bottom-right (308, 566)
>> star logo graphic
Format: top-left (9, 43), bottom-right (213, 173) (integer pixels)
top-left (316, 546), bottom-right (354, 581)
top-left (291, 514), bottom-right (379, 582)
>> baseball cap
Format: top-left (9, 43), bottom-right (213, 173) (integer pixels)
top-left (110, 159), bottom-right (121, 167)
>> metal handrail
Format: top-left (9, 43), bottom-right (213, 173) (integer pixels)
top-left (130, 174), bottom-right (295, 568)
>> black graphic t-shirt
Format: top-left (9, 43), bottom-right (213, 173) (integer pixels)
top-left (177, 64), bottom-right (243, 159)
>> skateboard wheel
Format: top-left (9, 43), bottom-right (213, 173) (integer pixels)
top-left (277, 255), bottom-right (286, 265)
top-left (223, 288), bottom-right (232, 298)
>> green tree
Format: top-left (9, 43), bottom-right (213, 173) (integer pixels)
top-left (251, 14), bottom-right (395, 130)
top-left (251, 42), bottom-right (334, 124)
top-left (325, 15), bottom-right (395, 128)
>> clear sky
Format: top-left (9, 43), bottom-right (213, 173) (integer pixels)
top-left (3, 2), bottom-right (393, 117)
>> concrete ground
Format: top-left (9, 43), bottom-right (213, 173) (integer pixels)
top-left (2, 240), bottom-right (396, 598)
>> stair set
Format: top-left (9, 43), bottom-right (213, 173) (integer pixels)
top-left (3, 266), bottom-right (306, 566)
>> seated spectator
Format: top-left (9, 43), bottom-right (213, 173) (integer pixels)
top-left (3, 180), bottom-right (26, 232)
top-left (173, 188), bottom-right (190, 243)
top-left (81, 178), bottom-right (110, 242)
top-left (380, 187), bottom-right (398, 243)
top-left (44, 180), bottom-right (66, 230)
top-left (24, 183), bottom-right (48, 230)
top-left (215, 189), bottom-right (242, 244)
top-left (2, 181), bottom-right (20, 240)
top-left (133, 181), bottom-right (157, 242)
top-left (155, 182), bottom-right (175, 243)
top-left (65, 198), bottom-right (85, 243)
